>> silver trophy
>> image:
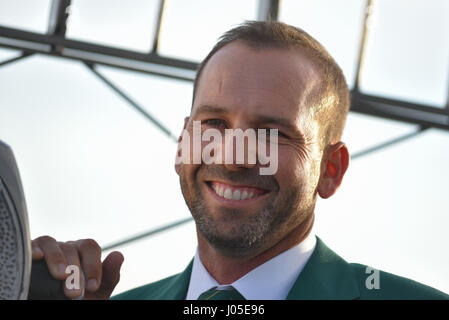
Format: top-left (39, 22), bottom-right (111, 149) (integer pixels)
top-left (0, 140), bottom-right (31, 300)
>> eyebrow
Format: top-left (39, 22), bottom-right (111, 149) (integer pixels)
top-left (195, 104), bottom-right (303, 137)
top-left (195, 104), bottom-right (228, 116)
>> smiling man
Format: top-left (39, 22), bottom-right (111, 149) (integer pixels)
top-left (32, 21), bottom-right (448, 300)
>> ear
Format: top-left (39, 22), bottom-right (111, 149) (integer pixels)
top-left (318, 142), bottom-right (350, 199)
top-left (175, 117), bottom-right (190, 175)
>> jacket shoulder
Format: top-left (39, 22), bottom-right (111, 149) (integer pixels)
top-left (110, 259), bottom-right (193, 300)
top-left (110, 273), bottom-right (180, 300)
top-left (349, 263), bottom-right (449, 300)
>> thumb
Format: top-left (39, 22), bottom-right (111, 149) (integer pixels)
top-left (86, 251), bottom-right (124, 300)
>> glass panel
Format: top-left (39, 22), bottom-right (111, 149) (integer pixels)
top-left (96, 65), bottom-right (193, 136)
top-left (0, 47), bottom-right (21, 62)
top-left (0, 55), bottom-right (191, 247)
top-left (315, 128), bottom-right (449, 294)
top-left (359, 0), bottom-right (449, 107)
top-left (0, 0), bottom-right (52, 33)
top-left (342, 112), bottom-right (418, 156)
top-left (158, 0), bottom-right (258, 61)
top-left (66, 0), bottom-right (160, 52)
top-left (279, 0), bottom-right (366, 89)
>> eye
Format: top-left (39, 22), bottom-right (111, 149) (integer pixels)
top-left (203, 119), bottom-right (227, 128)
top-left (277, 131), bottom-right (288, 139)
top-left (260, 128), bottom-right (288, 139)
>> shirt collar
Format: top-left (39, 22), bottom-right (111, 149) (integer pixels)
top-left (186, 231), bottom-right (316, 300)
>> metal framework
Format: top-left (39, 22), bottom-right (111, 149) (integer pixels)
top-left (0, 0), bottom-right (447, 250)
top-left (1, 0), bottom-right (448, 129)
top-left (350, 0), bottom-right (449, 131)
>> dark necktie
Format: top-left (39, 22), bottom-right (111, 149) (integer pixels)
top-left (197, 287), bottom-right (246, 300)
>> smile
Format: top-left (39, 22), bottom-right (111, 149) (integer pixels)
top-left (206, 181), bottom-right (268, 201)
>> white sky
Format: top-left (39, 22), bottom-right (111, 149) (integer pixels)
top-left (0, 0), bottom-right (448, 295)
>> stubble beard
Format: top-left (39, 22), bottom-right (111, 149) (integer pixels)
top-left (180, 167), bottom-right (313, 257)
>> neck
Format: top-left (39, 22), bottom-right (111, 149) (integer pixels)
top-left (196, 214), bottom-right (314, 284)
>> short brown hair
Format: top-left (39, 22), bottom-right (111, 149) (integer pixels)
top-left (192, 20), bottom-right (350, 148)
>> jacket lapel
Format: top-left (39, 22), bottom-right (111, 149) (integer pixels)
top-left (155, 259), bottom-right (193, 300)
top-left (286, 236), bottom-right (360, 300)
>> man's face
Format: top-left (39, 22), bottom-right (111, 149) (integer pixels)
top-left (177, 41), bottom-right (324, 257)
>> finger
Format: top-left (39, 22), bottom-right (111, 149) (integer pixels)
top-left (31, 240), bottom-right (44, 260)
top-left (74, 239), bottom-right (102, 293)
top-left (35, 236), bottom-right (67, 280)
top-left (59, 243), bottom-right (84, 299)
top-left (90, 251), bottom-right (124, 300)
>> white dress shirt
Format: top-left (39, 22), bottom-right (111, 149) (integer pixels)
top-left (185, 231), bottom-right (317, 300)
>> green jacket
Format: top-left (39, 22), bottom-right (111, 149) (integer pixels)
top-left (112, 237), bottom-right (448, 300)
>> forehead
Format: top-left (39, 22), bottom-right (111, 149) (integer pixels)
top-left (193, 41), bottom-right (321, 123)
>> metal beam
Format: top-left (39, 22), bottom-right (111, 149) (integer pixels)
top-left (101, 217), bottom-right (193, 251)
top-left (85, 63), bottom-right (178, 142)
top-left (446, 61), bottom-right (449, 112)
top-left (353, 91), bottom-right (448, 115)
top-left (351, 92), bottom-right (449, 131)
top-left (0, 26), bottom-right (196, 82)
top-left (47, 0), bottom-right (71, 36)
top-left (151, 0), bottom-right (165, 53)
top-left (257, 0), bottom-right (279, 21)
top-left (351, 126), bottom-right (428, 160)
top-left (0, 52), bottom-right (33, 68)
top-left (1, 23), bottom-right (448, 132)
top-left (0, 25), bottom-right (198, 71)
top-left (353, 0), bottom-right (373, 91)
top-left (47, 0), bottom-right (72, 55)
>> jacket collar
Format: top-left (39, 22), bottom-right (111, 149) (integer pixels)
top-left (154, 260), bottom-right (193, 299)
top-left (158, 236), bottom-right (360, 300)
top-left (286, 236), bottom-right (360, 300)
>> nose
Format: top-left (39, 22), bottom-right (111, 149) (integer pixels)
top-left (223, 127), bottom-right (258, 171)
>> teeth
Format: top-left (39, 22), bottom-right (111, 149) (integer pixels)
top-left (211, 182), bottom-right (263, 201)
top-left (223, 188), bottom-right (233, 199)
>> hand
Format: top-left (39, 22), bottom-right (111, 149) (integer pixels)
top-left (32, 236), bottom-right (124, 300)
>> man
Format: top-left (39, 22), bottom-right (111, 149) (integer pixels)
top-left (32, 21), bottom-right (448, 300)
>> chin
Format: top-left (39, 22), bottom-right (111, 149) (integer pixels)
top-left (202, 231), bottom-right (267, 258)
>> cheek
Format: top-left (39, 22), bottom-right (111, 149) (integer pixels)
top-left (179, 163), bottom-right (203, 203)
top-left (276, 148), bottom-right (318, 190)
top-left (275, 150), bottom-right (300, 186)
top-left (181, 163), bottom-right (201, 179)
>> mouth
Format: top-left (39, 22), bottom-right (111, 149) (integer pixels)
top-left (205, 180), bottom-right (270, 205)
